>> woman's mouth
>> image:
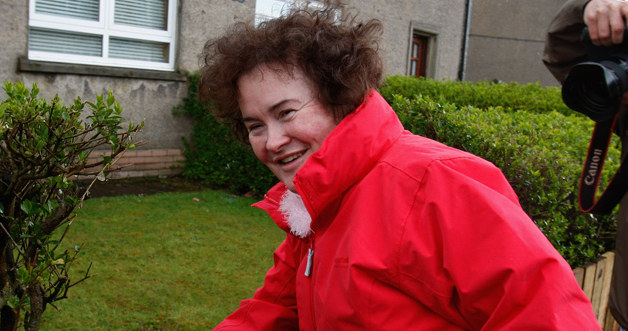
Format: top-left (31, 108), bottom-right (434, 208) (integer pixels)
top-left (279, 152), bottom-right (305, 164)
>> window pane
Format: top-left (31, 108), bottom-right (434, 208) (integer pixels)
top-left (410, 60), bottom-right (417, 76)
top-left (114, 0), bottom-right (167, 30)
top-left (109, 37), bottom-right (168, 62)
top-left (255, 0), bottom-right (289, 18)
top-left (35, 0), bottom-right (100, 21)
top-left (29, 28), bottom-right (102, 56)
top-left (412, 43), bottom-right (418, 58)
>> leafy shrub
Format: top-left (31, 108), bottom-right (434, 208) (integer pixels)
top-left (173, 73), bottom-right (275, 195)
top-left (380, 75), bottom-right (574, 116)
top-left (0, 82), bottom-right (141, 330)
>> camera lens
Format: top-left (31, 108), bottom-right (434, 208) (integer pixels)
top-left (562, 61), bottom-right (625, 122)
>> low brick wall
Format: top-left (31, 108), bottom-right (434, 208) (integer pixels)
top-left (79, 149), bottom-right (185, 179)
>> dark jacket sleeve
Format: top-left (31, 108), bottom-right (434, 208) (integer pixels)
top-left (543, 0), bottom-right (591, 83)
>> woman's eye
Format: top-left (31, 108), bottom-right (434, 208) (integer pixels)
top-left (279, 109), bottom-right (296, 119)
top-left (247, 124), bottom-right (263, 133)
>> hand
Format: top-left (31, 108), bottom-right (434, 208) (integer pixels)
top-left (584, 0), bottom-right (628, 46)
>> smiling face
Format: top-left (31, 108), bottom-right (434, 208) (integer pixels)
top-left (237, 64), bottom-right (337, 192)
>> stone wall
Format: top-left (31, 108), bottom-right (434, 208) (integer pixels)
top-left (464, 0), bottom-right (566, 86)
top-left (347, 0), bottom-right (466, 80)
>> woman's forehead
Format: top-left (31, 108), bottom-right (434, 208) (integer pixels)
top-left (237, 64), bottom-right (318, 98)
top-left (237, 65), bottom-right (315, 111)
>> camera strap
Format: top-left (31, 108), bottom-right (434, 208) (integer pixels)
top-left (579, 114), bottom-right (628, 214)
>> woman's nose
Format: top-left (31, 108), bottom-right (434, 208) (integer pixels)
top-left (266, 124), bottom-right (290, 153)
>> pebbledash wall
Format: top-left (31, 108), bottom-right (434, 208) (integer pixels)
top-left (0, 0), bottom-right (466, 179)
top-left (463, 0), bottom-right (566, 86)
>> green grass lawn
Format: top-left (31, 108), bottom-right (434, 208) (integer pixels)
top-left (40, 189), bottom-right (285, 330)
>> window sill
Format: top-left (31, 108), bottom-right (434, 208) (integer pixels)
top-left (18, 57), bottom-right (187, 82)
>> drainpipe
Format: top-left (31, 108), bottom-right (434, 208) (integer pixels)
top-left (458, 0), bottom-right (472, 81)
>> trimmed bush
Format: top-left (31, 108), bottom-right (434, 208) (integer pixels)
top-left (176, 74), bottom-right (619, 266)
top-left (380, 75), bottom-right (574, 116)
top-left (173, 73), bottom-right (275, 195)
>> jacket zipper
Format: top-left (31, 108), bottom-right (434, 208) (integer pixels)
top-left (305, 248), bottom-right (314, 277)
top-left (308, 237), bottom-right (317, 330)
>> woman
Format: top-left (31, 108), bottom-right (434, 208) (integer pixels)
top-left (201, 5), bottom-right (600, 330)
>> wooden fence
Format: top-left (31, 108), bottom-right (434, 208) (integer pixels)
top-left (573, 251), bottom-right (620, 330)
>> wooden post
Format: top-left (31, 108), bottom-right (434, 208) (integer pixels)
top-left (583, 262), bottom-right (597, 300)
top-left (573, 251), bottom-right (621, 330)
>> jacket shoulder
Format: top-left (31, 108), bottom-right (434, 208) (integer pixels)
top-left (379, 133), bottom-right (518, 202)
top-left (381, 133), bottom-right (493, 176)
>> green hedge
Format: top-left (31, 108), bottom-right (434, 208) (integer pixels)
top-left (176, 74), bottom-right (619, 266)
top-left (173, 73), bottom-right (275, 195)
top-left (380, 75), bottom-right (574, 116)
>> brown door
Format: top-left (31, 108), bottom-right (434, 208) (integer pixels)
top-left (410, 35), bottom-right (428, 77)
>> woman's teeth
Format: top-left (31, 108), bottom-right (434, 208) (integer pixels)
top-left (280, 153), bottom-right (303, 164)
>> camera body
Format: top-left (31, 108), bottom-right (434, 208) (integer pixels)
top-left (562, 27), bottom-right (628, 122)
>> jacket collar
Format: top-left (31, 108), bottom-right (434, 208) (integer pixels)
top-left (295, 90), bottom-right (404, 218)
top-left (254, 90), bottom-right (404, 233)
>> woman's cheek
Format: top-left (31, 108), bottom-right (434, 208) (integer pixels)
top-left (249, 137), bottom-right (269, 163)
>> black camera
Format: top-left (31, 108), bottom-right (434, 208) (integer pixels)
top-left (562, 27), bottom-right (628, 122)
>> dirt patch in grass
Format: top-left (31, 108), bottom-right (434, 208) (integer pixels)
top-left (84, 176), bottom-right (210, 198)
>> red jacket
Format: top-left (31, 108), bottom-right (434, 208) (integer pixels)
top-left (213, 91), bottom-right (600, 330)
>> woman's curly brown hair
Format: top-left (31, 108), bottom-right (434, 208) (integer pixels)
top-left (199, 4), bottom-right (384, 142)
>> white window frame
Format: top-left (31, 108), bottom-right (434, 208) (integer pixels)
top-left (254, 0), bottom-right (328, 25)
top-left (28, 0), bottom-right (178, 71)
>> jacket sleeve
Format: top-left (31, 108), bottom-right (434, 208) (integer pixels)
top-left (542, 0), bottom-right (590, 83)
top-left (399, 157), bottom-right (601, 330)
top-left (212, 235), bottom-right (300, 331)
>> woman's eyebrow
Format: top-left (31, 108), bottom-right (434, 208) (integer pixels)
top-left (270, 99), bottom-right (299, 112)
top-left (242, 98), bottom-right (302, 123)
